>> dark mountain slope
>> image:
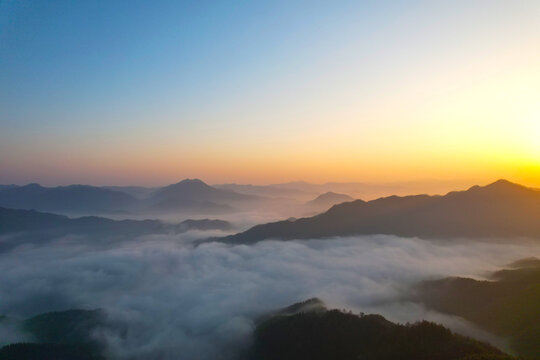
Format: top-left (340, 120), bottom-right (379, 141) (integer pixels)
top-left (219, 180), bottom-right (540, 243)
top-left (0, 309), bottom-right (109, 360)
top-left (0, 207), bottom-right (175, 252)
top-left (0, 207), bottom-right (167, 236)
top-left (0, 303), bottom-right (513, 360)
top-left (0, 343), bottom-right (104, 360)
top-left (416, 257), bottom-right (540, 357)
top-left (246, 299), bottom-right (510, 360)
top-left (23, 310), bottom-right (107, 350)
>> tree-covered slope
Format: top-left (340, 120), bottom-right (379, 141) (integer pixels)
top-left (0, 309), bottom-right (108, 360)
top-left (246, 299), bottom-right (511, 360)
top-left (417, 258), bottom-right (540, 357)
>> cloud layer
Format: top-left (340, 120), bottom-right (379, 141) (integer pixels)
top-left (1, 233), bottom-right (539, 359)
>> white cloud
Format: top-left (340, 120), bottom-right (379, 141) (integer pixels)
top-left (0, 233), bottom-right (538, 359)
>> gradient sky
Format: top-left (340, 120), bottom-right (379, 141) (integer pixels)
top-left (0, 0), bottom-right (539, 186)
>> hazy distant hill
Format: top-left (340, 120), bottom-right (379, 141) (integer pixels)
top-left (218, 180), bottom-right (540, 243)
top-left (0, 207), bottom-right (176, 252)
top-left (416, 257), bottom-right (540, 357)
top-left (214, 183), bottom-right (315, 200)
top-left (175, 218), bottom-right (231, 233)
top-left (0, 179), bottom-right (260, 215)
top-left (100, 185), bottom-right (157, 199)
top-left (147, 179), bottom-right (254, 212)
top-left (216, 180), bottom-right (477, 201)
top-left (305, 192), bottom-right (354, 210)
top-left (0, 207), bottom-right (168, 235)
top-left (246, 298), bottom-right (509, 360)
top-left (270, 180), bottom-right (475, 200)
top-left (0, 207), bottom-right (234, 252)
top-left (0, 184), bottom-right (138, 214)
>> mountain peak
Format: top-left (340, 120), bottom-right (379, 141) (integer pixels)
top-left (175, 178), bottom-right (208, 186)
top-left (159, 179), bottom-right (213, 191)
top-left (479, 179), bottom-right (529, 193)
top-left (463, 179), bottom-right (528, 194)
top-left (487, 179), bottom-right (518, 188)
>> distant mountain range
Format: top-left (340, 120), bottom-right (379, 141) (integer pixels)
top-left (218, 180), bottom-right (540, 243)
top-left (0, 206), bottom-right (165, 236)
top-left (0, 179), bottom-right (257, 215)
top-left (0, 207), bottom-right (231, 252)
top-left (0, 207), bottom-right (167, 252)
top-left (217, 179), bottom-right (477, 200)
top-left (100, 185), bottom-right (157, 199)
top-left (0, 178), bottom-right (481, 216)
top-left (266, 179), bottom-right (475, 200)
top-left (0, 184), bottom-right (138, 214)
top-left (215, 183), bottom-right (315, 200)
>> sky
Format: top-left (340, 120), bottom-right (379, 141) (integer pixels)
top-left (0, 0), bottom-right (539, 187)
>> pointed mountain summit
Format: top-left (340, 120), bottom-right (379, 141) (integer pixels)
top-left (456, 179), bottom-right (530, 196)
top-left (148, 178), bottom-right (255, 211)
top-left (154, 179), bottom-right (219, 200)
top-left (218, 179), bottom-right (540, 243)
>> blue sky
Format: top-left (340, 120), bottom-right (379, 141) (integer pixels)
top-left (1, 1), bottom-right (539, 185)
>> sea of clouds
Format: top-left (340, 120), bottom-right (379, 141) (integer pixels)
top-left (1, 232), bottom-right (539, 359)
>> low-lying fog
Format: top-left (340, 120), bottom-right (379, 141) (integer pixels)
top-left (2, 228), bottom-right (539, 359)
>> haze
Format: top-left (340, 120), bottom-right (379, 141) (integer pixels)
top-left (1, 2), bottom-right (540, 360)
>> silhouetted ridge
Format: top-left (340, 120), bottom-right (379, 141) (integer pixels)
top-left (0, 207), bottom-right (184, 252)
top-left (218, 180), bottom-right (540, 243)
